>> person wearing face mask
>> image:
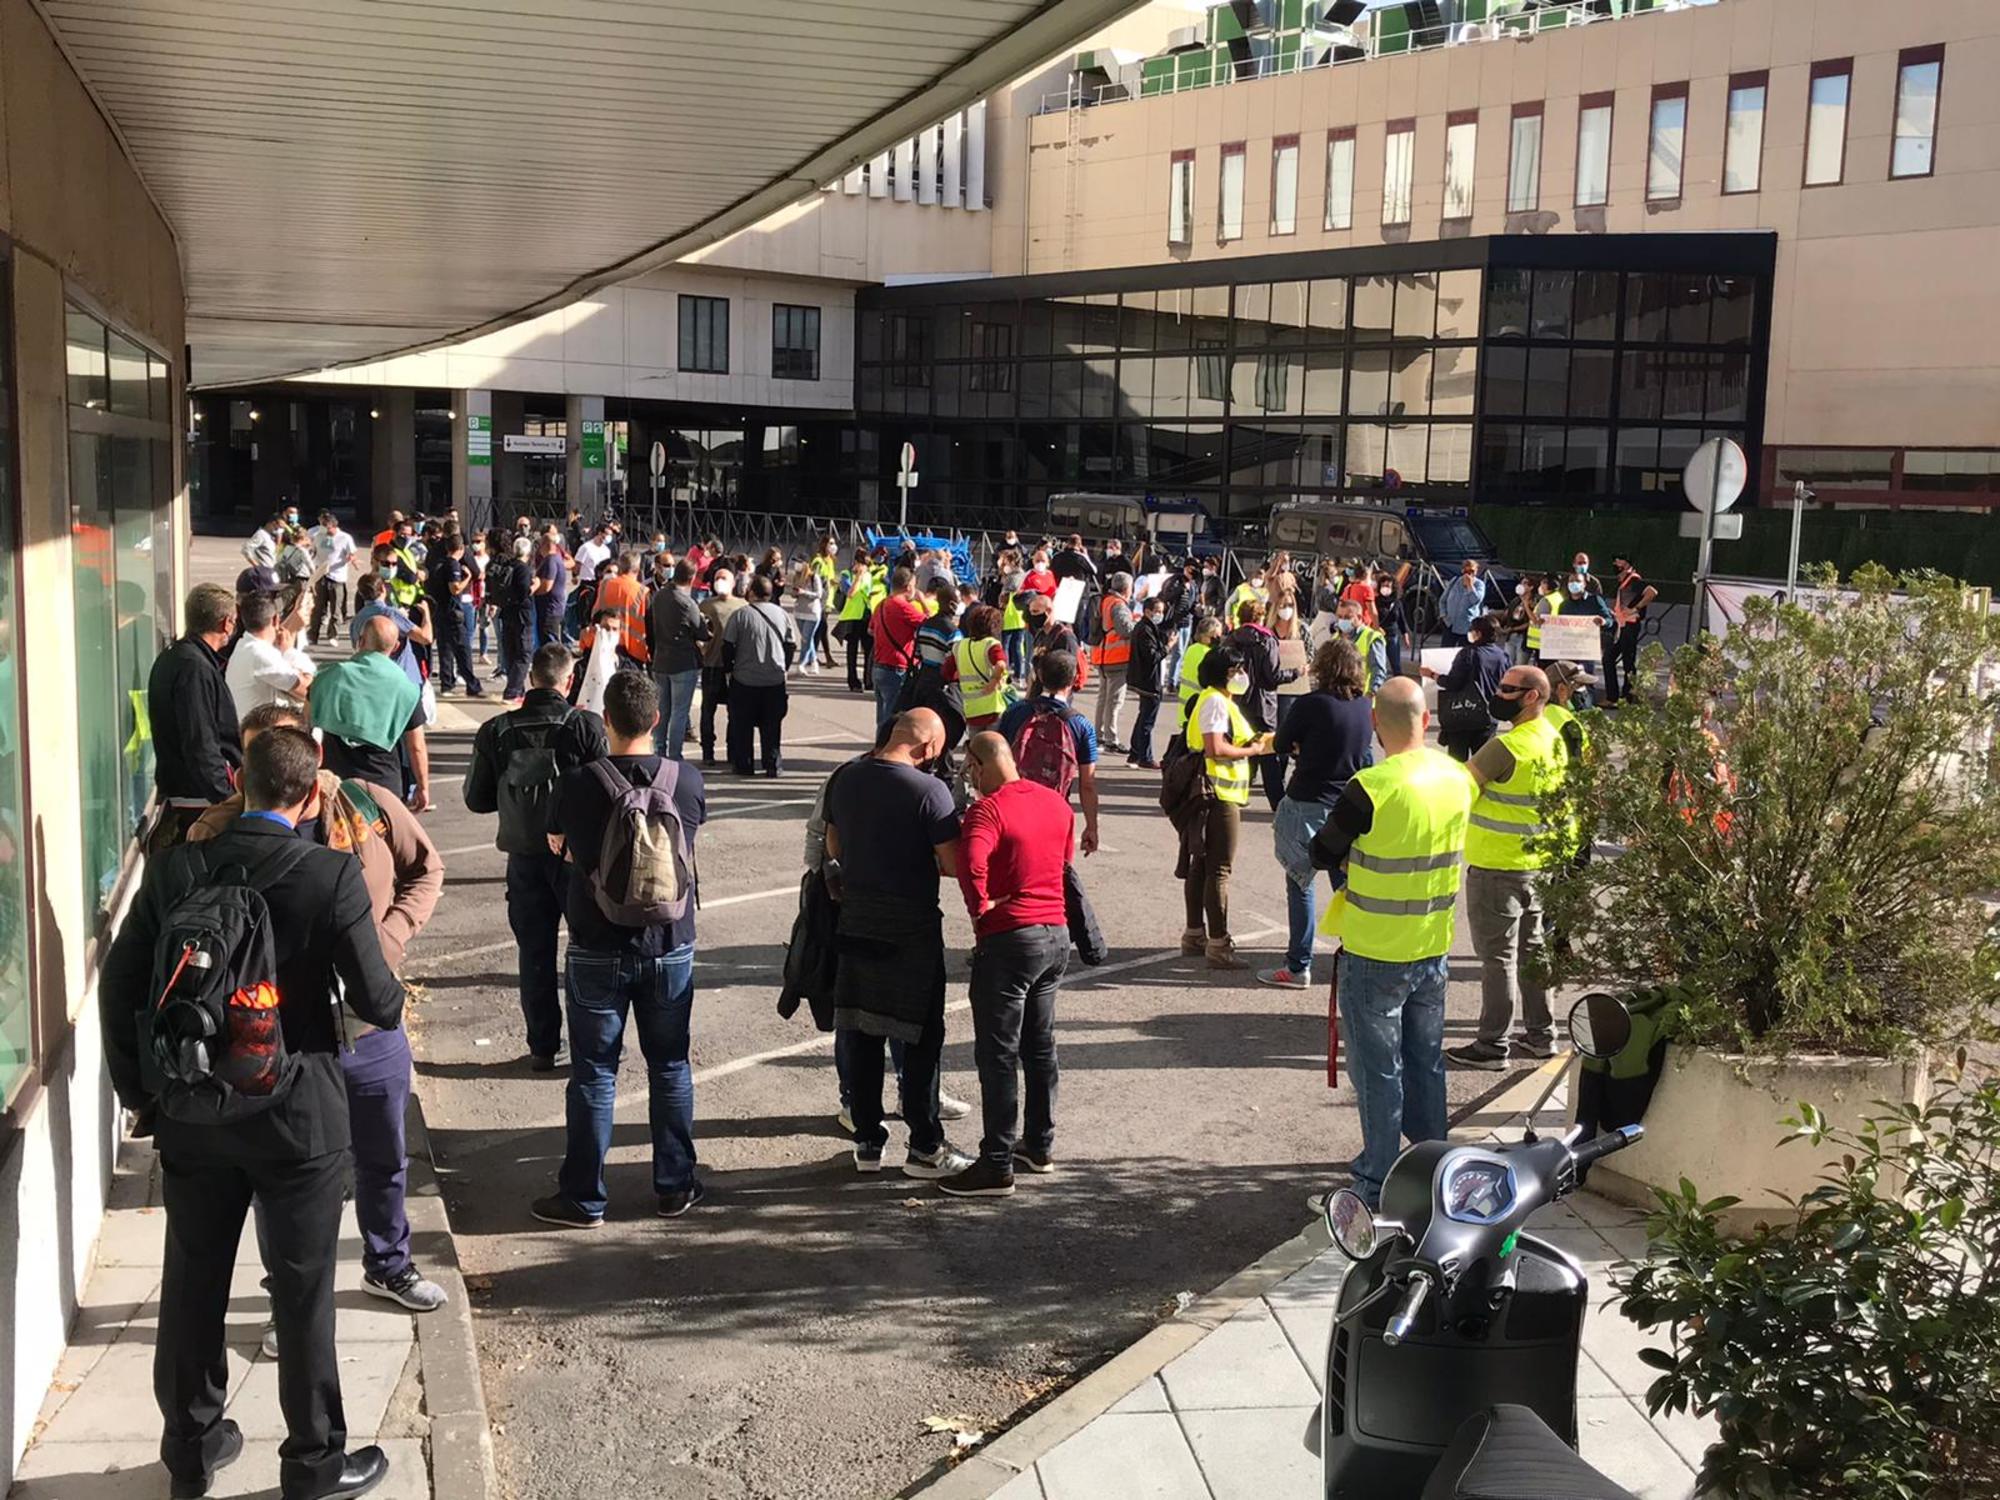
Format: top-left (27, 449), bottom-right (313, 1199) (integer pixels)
top-left (1224, 597), bottom-right (1300, 810)
top-left (1178, 644), bottom-right (1274, 971)
top-left (1420, 613), bottom-right (1509, 763)
top-left (1500, 574), bottom-right (1535, 664)
top-left (1125, 590), bottom-right (1187, 769)
top-left (1375, 570), bottom-right (1410, 679)
top-left (1437, 560), bottom-right (1492, 648)
top-left (1226, 560), bottom-right (1270, 629)
top-left (1304, 676), bottom-right (1468, 1210)
top-left (1311, 559), bottom-right (1345, 622)
top-left (1338, 560), bottom-right (1379, 630)
top-left (1603, 554), bottom-right (1657, 707)
top-left (1559, 568), bottom-right (1614, 648)
top-left (1446, 665), bottom-right (1565, 1071)
top-left (1569, 552), bottom-right (1603, 598)
top-left (1177, 614), bottom-right (1225, 730)
top-left (1323, 597), bottom-right (1388, 697)
top-left (697, 568), bottom-right (745, 766)
top-left (1092, 573), bottom-right (1136, 754)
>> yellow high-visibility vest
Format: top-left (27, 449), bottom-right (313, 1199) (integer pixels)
top-left (1465, 714), bottom-right (1566, 872)
top-left (1327, 747), bottom-right (1473, 963)
top-left (1177, 641), bottom-right (1211, 721)
top-left (1185, 687), bottom-right (1254, 806)
top-left (954, 637), bottom-right (1010, 718)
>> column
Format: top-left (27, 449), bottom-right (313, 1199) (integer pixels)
top-left (452, 388), bottom-right (493, 533)
top-left (369, 388), bottom-right (417, 529)
top-left (566, 394), bottom-right (606, 524)
top-left (490, 391), bottom-right (525, 523)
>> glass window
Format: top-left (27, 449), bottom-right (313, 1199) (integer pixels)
top-left (1435, 269), bottom-right (1482, 341)
top-left (1576, 99), bottom-right (1613, 208)
top-left (1531, 270), bottom-right (1574, 339)
top-left (1325, 131), bottom-right (1355, 230)
top-left (1667, 276), bottom-right (1710, 344)
top-left (1387, 425), bottom-right (1429, 485)
top-left (1301, 352), bottom-right (1346, 415)
top-left (1774, 448), bottom-right (1893, 490)
top-left (887, 313), bottom-right (930, 388)
top-left (1707, 353), bottom-right (1751, 423)
top-left (1508, 108), bottom-right (1542, 213)
top-left (1486, 269), bottom-right (1530, 338)
top-left (968, 320), bottom-right (1014, 392)
top-left (1393, 274), bottom-right (1437, 340)
top-left (1430, 425), bottom-right (1474, 485)
top-left (1570, 349), bottom-right (1615, 419)
top-left (1271, 138), bottom-right (1299, 235)
top-left (1349, 349), bottom-right (1392, 416)
top-left (1307, 278), bottom-right (1348, 339)
top-left (678, 295), bottom-right (729, 373)
top-left (1268, 282), bottom-right (1308, 341)
top-left (1383, 122), bottom-right (1415, 226)
top-left (1219, 143), bottom-right (1246, 241)
top-left (1430, 343), bottom-right (1479, 416)
top-left (1443, 117), bottom-right (1477, 219)
top-left (1524, 347), bottom-right (1569, 417)
top-left (0, 260), bottom-right (24, 1105)
top-left (1710, 275), bottom-right (1756, 346)
top-left (1805, 61), bottom-right (1851, 186)
top-left (66, 309), bottom-right (107, 410)
top-left (1195, 338), bottom-right (1228, 405)
top-left (1903, 450), bottom-right (1993, 491)
top-left (1564, 428), bottom-right (1611, 494)
top-left (1353, 276), bottom-right (1395, 340)
top-left (1892, 49), bottom-right (1943, 179)
top-left (1624, 273), bottom-right (1671, 344)
top-left (1574, 271), bottom-right (1620, 341)
top-left (1234, 353), bottom-right (1298, 414)
top-left (771, 303), bottom-right (820, 380)
top-left (1169, 153), bottom-right (1195, 245)
top-left (1648, 87), bottom-right (1688, 201)
top-left (1724, 75), bottom-right (1766, 193)
top-left (1615, 426), bottom-right (1665, 493)
top-left (1483, 345), bottom-right (1527, 416)
top-left (1621, 350), bottom-right (1666, 420)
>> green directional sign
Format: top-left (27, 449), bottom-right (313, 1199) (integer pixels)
top-left (467, 413), bottom-right (492, 467)
top-left (581, 419), bottom-right (606, 470)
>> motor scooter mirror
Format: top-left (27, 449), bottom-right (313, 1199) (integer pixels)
top-left (1568, 993), bottom-right (1633, 1060)
top-left (1325, 1188), bottom-right (1377, 1260)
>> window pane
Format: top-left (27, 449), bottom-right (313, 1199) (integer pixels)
top-left (1508, 113), bottom-right (1542, 212)
top-left (1621, 351), bottom-right (1666, 420)
top-left (1220, 147), bottom-right (1245, 240)
top-left (1169, 158), bottom-right (1194, 245)
top-left (0, 264), bottom-right (24, 1104)
top-left (1386, 424), bottom-right (1428, 485)
top-left (1903, 451), bottom-right (1993, 491)
top-left (1648, 94), bottom-right (1687, 200)
top-left (1667, 275), bottom-right (1710, 344)
top-left (1805, 68), bottom-right (1849, 186)
top-left (66, 309), bottom-right (106, 409)
top-left (1775, 448), bottom-right (1893, 489)
top-left (1707, 353), bottom-right (1750, 423)
top-left (1616, 426), bottom-right (1665, 494)
top-left (1486, 269), bottom-right (1530, 338)
top-left (1443, 120), bottom-right (1476, 219)
top-left (1577, 104), bottom-right (1612, 207)
top-left (1435, 270), bottom-right (1481, 340)
top-left (1387, 348), bottom-right (1433, 418)
top-left (1574, 271), bottom-right (1620, 340)
top-left (1524, 347), bottom-right (1569, 417)
top-left (1349, 349), bottom-right (1391, 417)
top-left (1353, 276), bottom-right (1394, 340)
top-left (1272, 143), bottom-right (1299, 234)
top-left (1565, 428), bottom-right (1611, 494)
top-left (1711, 275), bottom-right (1756, 346)
top-left (1384, 126), bottom-right (1414, 225)
top-left (1301, 352), bottom-right (1346, 415)
top-left (1393, 274), bottom-right (1437, 340)
top-left (108, 332), bottom-right (150, 418)
top-left (1531, 270), bottom-right (1573, 339)
top-left (1724, 84), bottom-right (1765, 192)
top-left (1483, 344), bottom-right (1527, 417)
top-left (1570, 349), bottom-right (1615, 419)
top-left (1325, 135), bottom-right (1355, 230)
top-left (1430, 344), bottom-right (1479, 416)
top-left (1430, 424), bottom-right (1473, 485)
top-left (1624, 272), bottom-right (1671, 343)
top-left (1893, 60), bottom-right (1941, 178)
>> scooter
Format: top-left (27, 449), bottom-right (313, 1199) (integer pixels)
top-left (1312, 994), bottom-right (1647, 1499)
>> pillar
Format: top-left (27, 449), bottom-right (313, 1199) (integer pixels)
top-left (490, 391), bottom-right (525, 523)
top-left (368, 388), bottom-right (417, 530)
top-left (566, 394), bottom-right (606, 524)
top-left (452, 388), bottom-right (493, 533)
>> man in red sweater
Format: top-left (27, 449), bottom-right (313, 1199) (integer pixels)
top-left (940, 731), bottom-right (1075, 1198)
top-left (869, 566), bottom-right (927, 731)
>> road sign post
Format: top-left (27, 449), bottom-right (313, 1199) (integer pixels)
top-left (1786, 479), bottom-right (1812, 599)
top-left (896, 441), bottom-right (919, 532)
top-left (649, 439), bottom-right (666, 539)
top-left (1683, 436), bottom-right (1747, 638)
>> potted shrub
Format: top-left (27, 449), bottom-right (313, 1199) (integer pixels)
top-left (1613, 1070), bottom-right (2000, 1500)
top-left (1538, 565), bottom-right (2000, 1219)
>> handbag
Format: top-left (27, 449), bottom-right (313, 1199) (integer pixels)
top-left (1437, 682), bottom-right (1493, 739)
top-left (1064, 863), bottom-right (1107, 966)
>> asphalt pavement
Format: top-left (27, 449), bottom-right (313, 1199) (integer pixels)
top-left (391, 663), bottom-right (1539, 1500)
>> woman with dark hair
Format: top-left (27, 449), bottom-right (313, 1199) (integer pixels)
top-left (1179, 643), bottom-right (1273, 972)
top-left (951, 605), bottom-right (1011, 731)
top-left (1423, 611), bottom-right (1509, 762)
top-left (1259, 637), bottom-right (1375, 990)
top-left (758, 545), bottom-right (787, 605)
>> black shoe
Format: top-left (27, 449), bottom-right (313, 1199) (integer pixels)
top-left (529, 1193), bottom-right (603, 1228)
top-left (299, 1444), bottom-right (389, 1500)
top-left (1013, 1148), bottom-right (1056, 1175)
top-left (657, 1180), bottom-right (706, 1218)
top-left (701, 754), bottom-right (718, 768)
top-left (529, 1050), bottom-right (565, 1073)
top-left (169, 1419), bottom-right (242, 1498)
top-left (938, 1158), bottom-right (1016, 1198)
top-left (1445, 1041), bottom-right (1509, 1071)
top-left (854, 1141), bottom-right (884, 1173)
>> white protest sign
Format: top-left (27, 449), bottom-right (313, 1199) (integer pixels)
top-left (1539, 614), bottom-right (1604, 663)
top-left (1052, 576), bottom-right (1087, 627)
top-left (1420, 647), bottom-right (1459, 676)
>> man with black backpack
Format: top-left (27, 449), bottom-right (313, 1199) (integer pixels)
top-left (464, 642), bottom-right (608, 1071)
top-left (996, 650), bottom-right (1102, 857)
top-left (98, 727), bottom-right (406, 1500)
top-left (532, 670), bottom-right (705, 1228)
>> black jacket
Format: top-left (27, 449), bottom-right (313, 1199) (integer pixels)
top-left (1126, 617), bottom-right (1177, 694)
top-left (1050, 549), bottom-right (1099, 585)
top-left (647, 587), bottom-right (709, 675)
top-left (462, 688), bottom-right (608, 825)
top-left (98, 819), bottom-right (404, 1161)
top-left (1225, 623), bottom-right (1295, 733)
top-left (149, 635), bottom-right (242, 803)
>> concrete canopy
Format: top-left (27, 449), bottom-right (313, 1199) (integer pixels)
top-left (34, 0), bottom-right (1143, 387)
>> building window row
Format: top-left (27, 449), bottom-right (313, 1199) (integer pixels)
top-left (1166, 46), bottom-right (1945, 243)
top-left (674, 295), bottom-right (824, 381)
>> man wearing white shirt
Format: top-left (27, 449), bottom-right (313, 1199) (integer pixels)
top-left (574, 523), bottom-right (614, 588)
top-left (308, 511), bottom-right (358, 644)
top-left (225, 592), bottom-right (315, 720)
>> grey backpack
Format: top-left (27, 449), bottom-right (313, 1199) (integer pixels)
top-left (584, 759), bottom-right (694, 927)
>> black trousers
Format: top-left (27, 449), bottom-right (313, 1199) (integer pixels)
top-left (505, 851), bottom-right (567, 1058)
top-left (843, 1008), bottom-right (945, 1155)
top-left (699, 665), bottom-right (729, 759)
top-left (969, 923), bottom-right (1068, 1166)
top-left (1603, 622), bottom-right (1642, 704)
top-left (726, 680), bottom-right (788, 773)
top-left (499, 611), bottom-right (534, 698)
top-left (845, 626), bottom-right (873, 691)
top-left (308, 576), bottom-right (344, 644)
top-left (434, 621), bottom-right (481, 694)
top-left (157, 1146), bottom-right (349, 1494)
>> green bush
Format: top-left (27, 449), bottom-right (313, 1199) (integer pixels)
top-left (1614, 1071), bottom-right (2000, 1500)
top-left (1539, 565), bottom-right (2000, 1057)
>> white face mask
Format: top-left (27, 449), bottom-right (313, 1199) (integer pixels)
top-left (1227, 671), bottom-right (1251, 695)
top-left (713, 576), bottom-right (735, 597)
top-left (1278, 607), bottom-right (1295, 621)
top-left (1336, 617), bottom-right (1358, 635)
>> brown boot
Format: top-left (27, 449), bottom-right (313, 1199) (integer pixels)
top-left (1206, 938), bottom-right (1247, 970)
top-left (1181, 928), bottom-right (1207, 957)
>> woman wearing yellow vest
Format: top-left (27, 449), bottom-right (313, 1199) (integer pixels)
top-left (952, 606), bottom-right (1012, 730)
top-left (1180, 644), bottom-right (1273, 972)
top-left (1177, 615), bottom-right (1224, 730)
top-left (1532, 577), bottom-right (1565, 665)
top-left (836, 549), bottom-right (875, 693)
top-left (995, 548), bottom-right (1030, 685)
top-left (808, 535), bottom-right (839, 668)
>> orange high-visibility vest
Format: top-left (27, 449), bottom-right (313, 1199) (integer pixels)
top-left (1097, 594), bottom-right (1131, 667)
top-left (594, 574), bottom-right (651, 665)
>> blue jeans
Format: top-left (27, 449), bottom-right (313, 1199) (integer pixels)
top-left (656, 668), bottom-right (700, 760)
top-left (1338, 949), bottom-right (1448, 1208)
top-left (559, 944), bottom-right (697, 1215)
top-left (1131, 691), bottom-right (1162, 765)
top-left (835, 1031), bottom-right (907, 1114)
top-left (459, 597), bottom-right (478, 653)
top-left (340, 1028), bottom-right (413, 1279)
top-left (1272, 795), bottom-right (1333, 976)
top-left (1003, 628), bottom-right (1030, 681)
top-left (872, 664), bottom-right (907, 728)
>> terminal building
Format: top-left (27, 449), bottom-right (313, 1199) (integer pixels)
top-left (199, 0), bottom-right (2000, 545)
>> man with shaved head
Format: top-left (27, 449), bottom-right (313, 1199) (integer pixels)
top-left (1448, 661), bottom-right (1565, 1071)
top-left (309, 614), bottom-right (432, 812)
top-left (1308, 673), bottom-right (1472, 1210)
top-left (938, 732), bottom-right (1077, 1198)
top-left (824, 711), bottom-right (972, 1179)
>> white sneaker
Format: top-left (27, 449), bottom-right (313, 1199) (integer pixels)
top-left (837, 1106), bottom-right (856, 1134)
top-left (904, 1142), bottom-right (974, 1179)
top-left (259, 1323), bottom-right (279, 1360)
top-left (938, 1091), bottom-right (974, 1121)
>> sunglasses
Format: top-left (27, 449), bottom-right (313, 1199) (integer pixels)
top-left (1496, 681), bottom-right (1530, 696)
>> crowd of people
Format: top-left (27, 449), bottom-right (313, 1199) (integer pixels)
top-left (96, 500), bottom-right (1651, 1497)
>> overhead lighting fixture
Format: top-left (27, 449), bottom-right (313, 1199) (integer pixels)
top-left (370, 408), bottom-right (381, 419)
top-left (447, 409), bottom-right (457, 420)
top-left (249, 408), bottom-right (261, 421)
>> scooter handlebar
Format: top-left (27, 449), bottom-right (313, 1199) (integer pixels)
top-left (1382, 1275), bottom-right (1430, 1346)
top-left (1570, 1123), bottom-right (1644, 1170)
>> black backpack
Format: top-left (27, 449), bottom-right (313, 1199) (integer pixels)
top-left (495, 709), bottom-right (578, 855)
top-left (140, 840), bottom-right (314, 1125)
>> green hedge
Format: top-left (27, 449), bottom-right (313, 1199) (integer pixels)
top-left (1471, 506), bottom-right (2000, 589)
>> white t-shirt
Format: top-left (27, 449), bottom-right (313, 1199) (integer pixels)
top-left (576, 538), bottom-right (613, 583)
top-left (1196, 692), bottom-right (1236, 738)
top-left (225, 634), bottom-right (313, 720)
top-left (242, 527), bottom-right (277, 567)
top-left (312, 526), bottom-right (357, 582)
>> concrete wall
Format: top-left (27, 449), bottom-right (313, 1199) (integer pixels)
top-left (0, 0), bottom-right (186, 1484)
top-left (1007, 0), bottom-right (2000, 456)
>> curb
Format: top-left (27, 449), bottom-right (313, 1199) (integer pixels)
top-left (902, 1052), bottom-right (1574, 1499)
top-left (404, 1091), bottom-right (498, 1500)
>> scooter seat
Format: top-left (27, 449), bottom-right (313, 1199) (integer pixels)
top-left (1420, 1404), bottom-right (1640, 1500)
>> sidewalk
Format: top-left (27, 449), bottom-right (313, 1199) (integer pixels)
top-left (915, 1063), bottom-right (1717, 1500)
top-left (7, 1107), bottom-right (490, 1500)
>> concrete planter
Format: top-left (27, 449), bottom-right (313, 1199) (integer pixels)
top-left (1586, 1045), bottom-right (1932, 1232)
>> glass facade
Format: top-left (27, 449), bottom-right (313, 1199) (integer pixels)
top-left (0, 253), bottom-right (24, 1106)
top-left (855, 235), bottom-right (1772, 535)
